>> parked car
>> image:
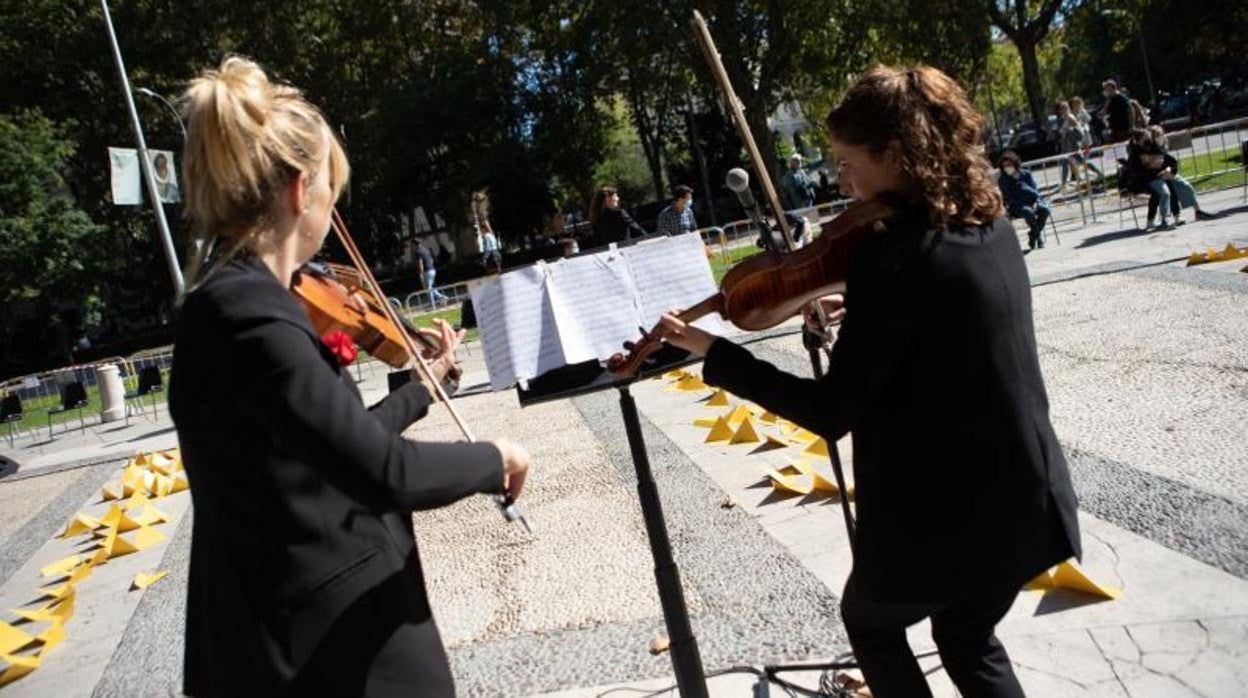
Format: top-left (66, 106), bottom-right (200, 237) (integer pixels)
top-left (1005, 117), bottom-right (1058, 162)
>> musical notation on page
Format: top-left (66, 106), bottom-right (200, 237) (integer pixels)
top-left (623, 233), bottom-right (728, 334)
top-left (545, 252), bottom-right (642, 363)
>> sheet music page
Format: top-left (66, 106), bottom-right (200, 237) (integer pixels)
top-left (622, 233), bottom-right (729, 334)
top-left (544, 251), bottom-right (643, 362)
top-left (470, 265), bottom-right (566, 390)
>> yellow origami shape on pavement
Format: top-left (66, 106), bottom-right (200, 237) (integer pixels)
top-left (671, 374), bottom-right (708, 392)
top-left (95, 528), bottom-right (140, 561)
top-left (129, 502), bottom-right (171, 528)
top-left (95, 505), bottom-right (142, 535)
top-left (804, 438), bottom-right (829, 458)
top-left (1024, 561), bottom-right (1120, 600)
top-left (129, 525), bottom-right (168, 552)
top-left (693, 416), bottom-right (719, 428)
top-left (760, 411), bottom-right (778, 424)
top-left (724, 405), bottom-right (753, 426)
top-left (762, 466), bottom-right (813, 495)
top-left (791, 460), bottom-right (839, 494)
top-left (39, 554), bottom-right (83, 579)
top-left (132, 570), bottom-right (170, 590)
top-left (729, 416), bottom-right (762, 445)
top-left (704, 389), bottom-right (730, 407)
top-left (0, 652), bottom-right (39, 688)
top-left (58, 513), bottom-right (101, 539)
top-left (704, 417), bottom-right (734, 443)
top-left (0, 622), bottom-right (34, 656)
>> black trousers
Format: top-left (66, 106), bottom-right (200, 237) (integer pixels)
top-left (840, 574), bottom-right (1025, 698)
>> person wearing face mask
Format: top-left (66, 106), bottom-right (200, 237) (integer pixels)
top-left (996, 150), bottom-right (1050, 250)
top-left (657, 65), bottom-right (1079, 698)
top-left (169, 56), bottom-right (532, 696)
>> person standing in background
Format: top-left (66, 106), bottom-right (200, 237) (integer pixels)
top-left (655, 185), bottom-right (697, 236)
top-left (417, 238), bottom-right (449, 309)
top-left (781, 153), bottom-right (817, 211)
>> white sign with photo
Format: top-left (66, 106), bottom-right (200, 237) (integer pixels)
top-left (147, 149), bottom-right (180, 203)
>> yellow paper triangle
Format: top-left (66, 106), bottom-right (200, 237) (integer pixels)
top-left (58, 513), bottom-right (101, 539)
top-left (153, 474), bottom-right (175, 498)
top-left (1186, 252), bottom-right (1202, 266)
top-left (725, 405), bottom-right (752, 425)
top-left (1051, 561), bottom-right (1121, 599)
top-left (760, 411), bottom-right (778, 424)
top-left (170, 474), bottom-right (189, 493)
top-left (788, 428), bottom-right (819, 444)
top-left (1223, 243), bottom-right (1239, 258)
top-left (128, 525), bottom-right (168, 551)
top-left (0, 652), bottom-right (40, 688)
top-left (1023, 568), bottom-right (1056, 591)
top-left (705, 389), bottom-right (730, 407)
top-left (130, 502), bottom-right (170, 528)
top-left (693, 417), bottom-right (720, 428)
top-left (96, 505), bottom-right (142, 534)
top-left (762, 466), bottom-right (813, 495)
top-left (804, 438), bottom-right (830, 458)
top-left (148, 451), bottom-right (181, 476)
top-left (0, 622), bottom-right (34, 656)
top-left (34, 622), bottom-right (65, 655)
top-left (101, 483), bottom-right (123, 502)
top-left (39, 554), bottom-right (82, 579)
top-left (729, 416), bottom-right (762, 444)
top-left (704, 417), bottom-right (734, 443)
top-left (97, 529), bottom-right (140, 560)
top-left (132, 570), bottom-right (170, 590)
top-left (791, 459), bottom-right (839, 494)
top-left (763, 435), bottom-right (789, 449)
top-left (12, 594), bottom-right (75, 625)
top-left (123, 491), bottom-right (151, 512)
top-left (675, 374), bottom-right (707, 391)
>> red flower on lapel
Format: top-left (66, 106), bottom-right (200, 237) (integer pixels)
top-left (321, 330), bottom-right (358, 367)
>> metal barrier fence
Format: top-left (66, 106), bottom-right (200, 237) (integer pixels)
top-left (1, 351), bottom-right (175, 445)
top-left (1002, 116), bottom-right (1248, 232)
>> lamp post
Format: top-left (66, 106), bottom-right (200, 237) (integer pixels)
top-left (100, 0), bottom-right (184, 297)
top-left (135, 87), bottom-right (186, 143)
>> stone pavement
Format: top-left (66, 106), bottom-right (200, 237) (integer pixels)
top-left (0, 186), bottom-right (1245, 696)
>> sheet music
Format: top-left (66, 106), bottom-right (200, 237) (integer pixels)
top-left (622, 233), bottom-right (728, 334)
top-left (545, 252), bottom-right (643, 362)
top-left (470, 265), bottom-right (566, 391)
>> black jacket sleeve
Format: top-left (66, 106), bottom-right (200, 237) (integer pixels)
top-left (232, 318), bottom-right (504, 511)
top-left (621, 209), bottom-right (649, 239)
top-left (703, 253), bottom-right (918, 440)
top-left (367, 380), bottom-right (434, 433)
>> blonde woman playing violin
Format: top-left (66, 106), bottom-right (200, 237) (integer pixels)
top-left (169, 56), bottom-right (530, 697)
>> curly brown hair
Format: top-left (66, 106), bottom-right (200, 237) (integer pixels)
top-left (825, 65), bottom-right (1003, 230)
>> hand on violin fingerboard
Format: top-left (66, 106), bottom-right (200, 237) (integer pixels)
top-left (658, 312), bottom-right (719, 357)
top-left (803, 294), bottom-right (846, 334)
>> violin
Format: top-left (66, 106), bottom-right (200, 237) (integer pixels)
top-left (292, 260), bottom-right (462, 392)
top-left (606, 197), bottom-right (894, 377)
top-left (302, 209), bottom-right (528, 531)
top-left (606, 12), bottom-right (897, 378)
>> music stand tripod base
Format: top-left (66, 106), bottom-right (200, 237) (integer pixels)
top-left (517, 348), bottom-right (710, 698)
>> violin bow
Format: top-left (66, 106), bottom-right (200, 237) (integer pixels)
top-left (329, 209), bottom-right (530, 532)
top-left (690, 10), bottom-right (794, 250)
top-left (690, 10), bottom-right (837, 347)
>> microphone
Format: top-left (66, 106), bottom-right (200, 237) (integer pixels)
top-left (726, 167), bottom-right (756, 206)
top-left (727, 168), bottom-right (781, 254)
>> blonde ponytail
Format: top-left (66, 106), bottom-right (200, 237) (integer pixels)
top-left (179, 55), bottom-right (349, 290)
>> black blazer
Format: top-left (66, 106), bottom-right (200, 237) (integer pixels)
top-left (593, 207), bottom-right (649, 242)
top-left (704, 211), bottom-right (1080, 603)
top-left (169, 255), bottom-right (504, 696)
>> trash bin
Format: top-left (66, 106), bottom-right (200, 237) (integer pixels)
top-left (96, 364), bottom-right (126, 424)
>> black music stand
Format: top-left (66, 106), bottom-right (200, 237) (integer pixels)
top-left (517, 345), bottom-right (710, 698)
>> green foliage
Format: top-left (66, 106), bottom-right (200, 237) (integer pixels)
top-left (0, 110), bottom-right (105, 311)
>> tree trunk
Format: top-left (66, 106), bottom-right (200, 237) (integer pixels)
top-left (1016, 37), bottom-right (1047, 133)
top-left (626, 86), bottom-right (667, 201)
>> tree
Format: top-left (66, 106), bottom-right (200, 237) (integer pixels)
top-left (0, 110), bottom-right (107, 368)
top-left (988, 0), bottom-right (1068, 128)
